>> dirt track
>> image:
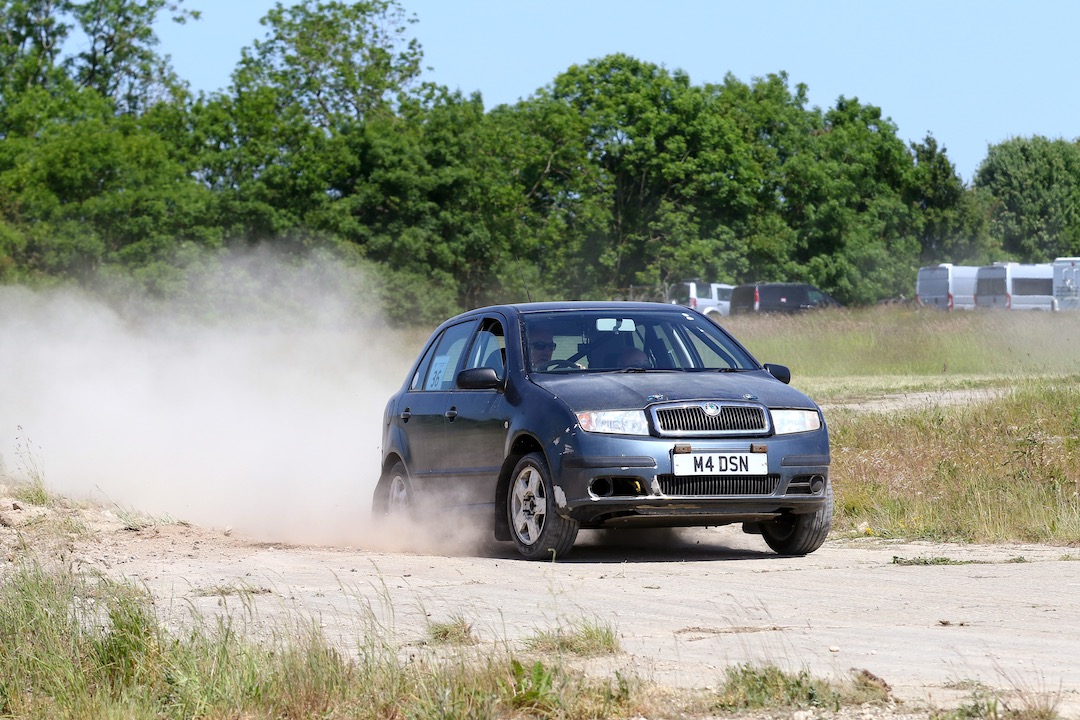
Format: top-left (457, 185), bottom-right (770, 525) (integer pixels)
top-left (4, 383), bottom-right (1078, 716)
top-left (39, 511), bottom-right (1079, 717)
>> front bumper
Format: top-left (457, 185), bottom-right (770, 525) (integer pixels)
top-left (550, 431), bottom-right (830, 529)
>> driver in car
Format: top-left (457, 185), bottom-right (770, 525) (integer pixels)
top-left (617, 346), bottom-right (651, 368)
top-left (528, 327), bottom-right (557, 370)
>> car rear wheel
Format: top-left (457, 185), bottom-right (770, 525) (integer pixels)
top-left (760, 482), bottom-right (833, 555)
top-left (507, 452), bottom-right (578, 560)
top-left (373, 461), bottom-right (413, 518)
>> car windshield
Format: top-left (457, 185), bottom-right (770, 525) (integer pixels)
top-left (523, 309), bottom-right (758, 373)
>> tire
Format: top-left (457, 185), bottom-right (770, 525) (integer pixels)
top-left (507, 452), bottom-right (579, 560)
top-left (373, 461), bottom-right (413, 519)
top-left (761, 482), bottom-right (833, 555)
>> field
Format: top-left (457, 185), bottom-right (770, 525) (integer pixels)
top-left (3, 305), bottom-right (1080, 719)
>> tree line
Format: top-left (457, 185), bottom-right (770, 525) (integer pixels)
top-left (2, 0), bottom-right (1079, 324)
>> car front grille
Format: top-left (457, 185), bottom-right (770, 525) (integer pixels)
top-left (658, 474), bottom-right (779, 496)
top-left (652, 403), bottom-right (768, 437)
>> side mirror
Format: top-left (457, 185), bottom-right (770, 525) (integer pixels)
top-left (763, 363), bottom-right (791, 384)
top-left (456, 367), bottom-right (502, 390)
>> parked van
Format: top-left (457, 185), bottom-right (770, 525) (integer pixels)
top-left (729, 282), bottom-right (841, 314)
top-left (975, 263), bottom-right (1056, 310)
top-left (667, 280), bottom-right (734, 319)
top-left (1053, 257), bottom-right (1080, 311)
top-left (915, 264), bottom-right (979, 310)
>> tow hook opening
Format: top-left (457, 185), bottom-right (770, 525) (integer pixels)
top-left (589, 477), bottom-right (647, 498)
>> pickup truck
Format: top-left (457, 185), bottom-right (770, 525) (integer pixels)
top-left (667, 280), bottom-right (734, 319)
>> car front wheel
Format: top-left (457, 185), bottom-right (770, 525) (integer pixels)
top-left (760, 482), bottom-right (833, 555)
top-left (507, 452), bottom-right (579, 560)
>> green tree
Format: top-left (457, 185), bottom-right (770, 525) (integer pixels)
top-left (541, 53), bottom-right (766, 296)
top-left (705, 72), bottom-right (814, 282)
top-left (0, 0), bottom-right (73, 107)
top-left (898, 134), bottom-right (996, 267)
top-left (232, 0), bottom-right (422, 131)
top-left (187, 0), bottom-right (428, 245)
top-left (68, 0), bottom-right (197, 115)
top-left (0, 94), bottom-right (216, 280)
top-left (974, 135), bottom-right (1080, 260)
top-left (483, 88), bottom-right (608, 300)
top-left (0, 0), bottom-right (194, 120)
top-left (778, 96), bottom-right (920, 303)
top-left (316, 88), bottom-right (531, 318)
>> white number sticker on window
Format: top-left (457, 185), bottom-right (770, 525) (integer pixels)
top-left (426, 356), bottom-right (450, 390)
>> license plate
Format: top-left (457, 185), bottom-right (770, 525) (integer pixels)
top-left (673, 452), bottom-right (767, 476)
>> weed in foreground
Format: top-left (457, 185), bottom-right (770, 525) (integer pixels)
top-left (5, 427), bottom-right (50, 507)
top-left (892, 556), bottom-right (979, 566)
top-left (426, 613), bottom-right (477, 645)
top-left (6, 431), bottom-right (50, 509)
top-left (500, 658), bottom-right (560, 713)
top-left (711, 663), bottom-right (893, 712)
top-left (934, 686), bottom-right (1061, 720)
top-left (524, 617), bottom-right (621, 656)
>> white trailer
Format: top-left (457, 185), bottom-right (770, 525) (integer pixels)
top-left (975, 262), bottom-right (1056, 310)
top-left (1053, 257), bottom-right (1080, 311)
top-left (915, 264), bottom-right (979, 310)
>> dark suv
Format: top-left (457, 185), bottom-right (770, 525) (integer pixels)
top-left (730, 283), bottom-right (841, 314)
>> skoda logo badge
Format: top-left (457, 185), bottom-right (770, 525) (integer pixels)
top-left (743, 394), bottom-right (758, 401)
top-left (703, 402), bottom-right (721, 416)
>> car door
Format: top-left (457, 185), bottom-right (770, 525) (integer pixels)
top-left (442, 316), bottom-right (514, 508)
top-left (397, 319), bottom-right (476, 494)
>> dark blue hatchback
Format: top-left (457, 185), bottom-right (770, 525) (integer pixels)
top-left (374, 301), bottom-right (831, 560)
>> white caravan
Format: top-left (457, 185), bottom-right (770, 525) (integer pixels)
top-left (974, 263), bottom-right (1056, 310)
top-left (915, 264), bottom-right (979, 310)
top-left (1053, 257), bottom-right (1080, 311)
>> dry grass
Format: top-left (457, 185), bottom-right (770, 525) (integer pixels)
top-left (426, 613), bottom-right (477, 646)
top-left (716, 306), bottom-right (1080, 545)
top-left (723, 306), bottom-right (1080, 389)
top-left (830, 381), bottom-right (1080, 543)
top-left (524, 617), bottom-right (621, 656)
top-left (1, 557), bottom-right (902, 719)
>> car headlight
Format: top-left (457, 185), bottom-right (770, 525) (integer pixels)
top-left (771, 409), bottom-right (822, 435)
top-left (576, 410), bottom-right (650, 435)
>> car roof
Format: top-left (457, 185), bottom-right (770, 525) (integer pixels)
top-left (457, 301), bottom-right (687, 317)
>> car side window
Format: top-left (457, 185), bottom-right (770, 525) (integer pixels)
top-left (462, 319), bottom-right (506, 380)
top-left (411, 321), bottom-right (476, 391)
top-left (409, 343), bottom-right (436, 391)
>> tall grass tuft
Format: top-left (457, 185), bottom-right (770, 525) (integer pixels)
top-left (711, 663), bottom-right (892, 712)
top-left (524, 617), bottom-right (621, 656)
top-left (7, 427), bottom-right (51, 507)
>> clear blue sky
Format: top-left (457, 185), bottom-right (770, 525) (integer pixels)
top-left (156, 0), bottom-right (1078, 184)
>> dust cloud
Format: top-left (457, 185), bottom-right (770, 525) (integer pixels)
top-left (0, 252), bottom-right (428, 547)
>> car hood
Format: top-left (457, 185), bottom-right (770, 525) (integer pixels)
top-left (532, 370), bottom-right (818, 411)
